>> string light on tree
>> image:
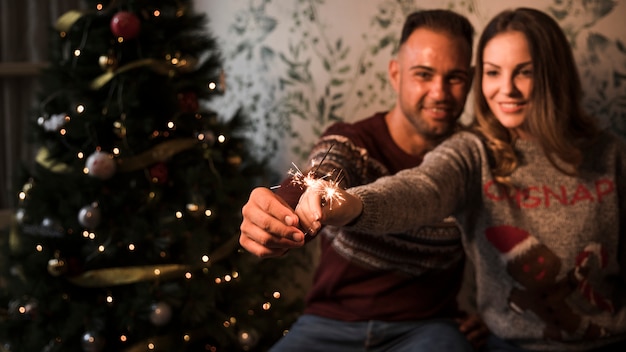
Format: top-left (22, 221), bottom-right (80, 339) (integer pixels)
top-left (47, 257), bottom-right (67, 277)
top-left (98, 53), bottom-right (118, 71)
top-left (196, 130), bottom-right (216, 145)
top-left (237, 329), bottom-right (259, 351)
top-left (8, 298), bottom-right (38, 320)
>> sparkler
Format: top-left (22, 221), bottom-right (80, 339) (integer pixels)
top-left (271, 144), bottom-right (344, 210)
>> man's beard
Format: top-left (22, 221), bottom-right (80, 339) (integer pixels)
top-left (410, 113), bottom-right (456, 142)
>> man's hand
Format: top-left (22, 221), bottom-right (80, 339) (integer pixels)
top-left (239, 187), bottom-right (306, 257)
top-left (457, 314), bottom-right (489, 351)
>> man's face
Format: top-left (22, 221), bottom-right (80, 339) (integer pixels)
top-left (389, 28), bottom-right (472, 139)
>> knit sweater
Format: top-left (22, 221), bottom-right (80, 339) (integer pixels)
top-left (277, 112), bottom-right (466, 321)
top-left (346, 130), bottom-right (626, 350)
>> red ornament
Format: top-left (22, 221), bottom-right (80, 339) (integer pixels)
top-left (177, 91), bottom-right (199, 113)
top-left (110, 11), bottom-right (141, 39)
top-left (149, 162), bottom-right (169, 184)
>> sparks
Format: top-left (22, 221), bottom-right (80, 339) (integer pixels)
top-left (291, 166), bottom-right (344, 210)
top-left (272, 144), bottom-right (344, 209)
top-left (316, 170), bottom-right (345, 210)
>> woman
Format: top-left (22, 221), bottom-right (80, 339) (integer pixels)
top-left (296, 8), bottom-right (626, 351)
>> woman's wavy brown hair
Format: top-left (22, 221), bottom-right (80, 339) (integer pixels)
top-left (471, 8), bottom-right (599, 184)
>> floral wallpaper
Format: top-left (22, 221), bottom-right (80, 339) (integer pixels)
top-left (196, 0), bottom-right (626, 177)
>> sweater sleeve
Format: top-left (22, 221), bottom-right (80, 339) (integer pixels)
top-left (346, 131), bottom-right (486, 234)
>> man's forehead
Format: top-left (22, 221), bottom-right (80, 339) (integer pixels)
top-left (399, 29), bottom-right (472, 70)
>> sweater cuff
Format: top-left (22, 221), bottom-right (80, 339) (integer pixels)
top-left (346, 187), bottom-right (387, 234)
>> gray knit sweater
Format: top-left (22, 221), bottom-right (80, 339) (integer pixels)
top-left (346, 130), bottom-right (626, 350)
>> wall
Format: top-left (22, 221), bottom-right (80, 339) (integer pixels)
top-left (195, 0), bottom-right (626, 179)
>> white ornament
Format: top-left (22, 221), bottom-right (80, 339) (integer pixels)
top-left (14, 208), bottom-right (25, 223)
top-left (38, 113), bottom-right (67, 132)
top-left (81, 330), bottom-right (105, 352)
top-left (41, 217), bottom-right (55, 227)
top-left (86, 151), bottom-right (116, 180)
top-left (149, 301), bottom-right (172, 326)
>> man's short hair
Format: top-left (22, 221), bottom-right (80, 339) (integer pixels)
top-left (400, 9), bottom-right (474, 50)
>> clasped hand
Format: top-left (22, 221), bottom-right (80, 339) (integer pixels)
top-left (295, 180), bottom-right (363, 236)
top-left (238, 183), bottom-right (361, 258)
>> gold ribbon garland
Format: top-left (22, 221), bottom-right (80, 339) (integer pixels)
top-left (36, 139), bottom-right (198, 175)
top-left (36, 147), bottom-right (72, 173)
top-left (67, 235), bottom-right (240, 287)
top-left (116, 138), bottom-right (198, 172)
top-left (90, 56), bottom-right (200, 89)
top-left (67, 264), bottom-right (196, 287)
top-left (91, 58), bottom-right (156, 89)
top-left (55, 10), bottom-right (85, 33)
top-left (90, 58), bottom-right (187, 89)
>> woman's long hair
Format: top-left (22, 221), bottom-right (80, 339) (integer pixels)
top-left (472, 8), bottom-right (599, 184)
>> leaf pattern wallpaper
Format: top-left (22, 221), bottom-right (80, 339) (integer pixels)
top-left (197, 0), bottom-right (626, 177)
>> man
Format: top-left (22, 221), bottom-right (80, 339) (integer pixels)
top-left (240, 9), bottom-right (486, 351)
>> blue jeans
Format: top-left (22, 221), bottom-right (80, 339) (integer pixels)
top-left (485, 335), bottom-right (626, 352)
top-left (483, 336), bottom-right (527, 352)
top-left (269, 314), bottom-right (474, 352)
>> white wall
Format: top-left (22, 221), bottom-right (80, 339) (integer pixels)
top-left (195, 0), bottom-right (626, 178)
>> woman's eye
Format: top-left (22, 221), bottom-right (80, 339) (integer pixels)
top-left (484, 70), bottom-right (498, 77)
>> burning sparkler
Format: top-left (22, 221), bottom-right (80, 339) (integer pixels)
top-left (271, 144), bottom-right (345, 210)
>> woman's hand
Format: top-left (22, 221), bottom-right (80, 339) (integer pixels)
top-left (457, 313), bottom-right (490, 350)
top-left (294, 180), bottom-right (363, 236)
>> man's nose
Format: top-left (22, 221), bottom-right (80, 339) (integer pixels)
top-left (428, 77), bottom-right (448, 100)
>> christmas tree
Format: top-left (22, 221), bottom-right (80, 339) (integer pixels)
top-left (0, 1), bottom-right (307, 351)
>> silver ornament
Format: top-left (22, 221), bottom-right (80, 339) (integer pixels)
top-left (149, 301), bottom-right (172, 326)
top-left (78, 203), bottom-right (101, 229)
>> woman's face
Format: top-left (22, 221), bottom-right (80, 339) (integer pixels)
top-left (482, 31), bottom-right (534, 139)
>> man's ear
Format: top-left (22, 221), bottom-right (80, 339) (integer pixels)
top-left (388, 58), bottom-right (400, 93)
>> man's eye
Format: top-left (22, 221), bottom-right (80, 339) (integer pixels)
top-left (448, 76), bottom-right (467, 84)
